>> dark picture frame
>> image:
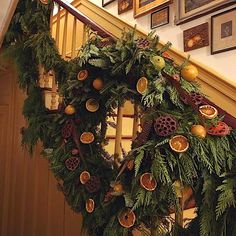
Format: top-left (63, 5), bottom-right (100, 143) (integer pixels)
top-left (175, 0), bottom-right (236, 25)
top-left (183, 22), bottom-right (209, 52)
top-left (134, 0), bottom-right (172, 18)
top-left (102, 0), bottom-right (115, 7)
top-left (151, 7), bottom-right (169, 29)
top-left (118, 0), bottom-right (133, 14)
top-left (211, 8), bottom-right (236, 54)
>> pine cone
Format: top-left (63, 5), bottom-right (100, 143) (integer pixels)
top-left (154, 115), bottom-right (177, 137)
top-left (133, 119), bottom-right (153, 147)
top-left (137, 38), bottom-right (150, 49)
top-left (85, 176), bottom-right (101, 193)
top-left (65, 157), bottom-right (80, 171)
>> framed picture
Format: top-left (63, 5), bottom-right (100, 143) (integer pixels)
top-left (151, 7), bottom-right (169, 29)
top-left (183, 23), bottom-right (209, 52)
top-left (102, 0), bottom-right (115, 7)
top-left (211, 8), bottom-right (236, 54)
top-left (134, 0), bottom-right (172, 18)
top-left (175, 0), bottom-right (236, 25)
top-left (118, 0), bottom-right (133, 14)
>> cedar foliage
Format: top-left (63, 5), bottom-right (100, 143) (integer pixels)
top-left (2, 1), bottom-right (236, 236)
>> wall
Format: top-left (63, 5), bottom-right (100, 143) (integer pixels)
top-left (0, 64), bottom-right (84, 236)
top-left (89, 0), bottom-right (236, 85)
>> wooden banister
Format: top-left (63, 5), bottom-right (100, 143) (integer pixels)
top-left (51, 0), bottom-right (236, 129)
top-left (53, 0), bottom-right (115, 39)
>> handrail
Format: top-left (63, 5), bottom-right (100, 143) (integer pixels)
top-left (51, 0), bottom-right (236, 129)
top-left (53, 0), bottom-right (115, 39)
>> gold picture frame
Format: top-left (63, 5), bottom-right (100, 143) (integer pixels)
top-left (134, 0), bottom-right (172, 18)
top-left (175, 0), bottom-right (236, 25)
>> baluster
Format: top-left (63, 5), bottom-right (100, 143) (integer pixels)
top-left (132, 103), bottom-right (139, 141)
top-left (62, 11), bottom-right (68, 59)
top-left (38, 64), bottom-right (45, 88)
top-left (114, 105), bottom-right (124, 167)
top-left (175, 190), bottom-right (184, 228)
top-left (71, 16), bottom-right (77, 59)
top-left (55, 5), bottom-right (61, 48)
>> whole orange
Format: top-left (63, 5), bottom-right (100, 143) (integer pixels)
top-left (191, 125), bottom-right (207, 139)
top-left (93, 78), bottom-right (104, 90)
top-left (181, 64), bottom-right (198, 82)
top-left (113, 183), bottom-right (124, 193)
top-left (64, 105), bottom-right (75, 115)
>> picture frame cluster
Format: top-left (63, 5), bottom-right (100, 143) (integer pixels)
top-left (102, 0), bottom-right (236, 54)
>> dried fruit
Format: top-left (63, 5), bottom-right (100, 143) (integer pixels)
top-left (150, 55), bottom-right (165, 71)
top-left (71, 148), bottom-right (79, 155)
top-left (136, 77), bottom-right (148, 94)
top-left (86, 199), bottom-right (95, 213)
top-left (169, 135), bottom-right (189, 153)
top-left (191, 125), bottom-right (207, 138)
top-left (65, 157), bottom-right (79, 171)
top-left (77, 70), bottom-right (88, 81)
top-left (199, 105), bottom-right (218, 119)
top-left (80, 171), bottom-right (91, 184)
top-left (181, 64), bottom-right (198, 82)
top-left (93, 78), bottom-right (104, 90)
top-left (154, 115), bottom-right (177, 137)
top-left (140, 173), bottom-right (157, 191)
top-left (64, 105), bottom-right (76, 115)
top-left (118, 209), bottom-right (136, 228)
top-left (85, 98), bottom-right (99, 112)
top-left (80, 132), bottom-right (94, 144)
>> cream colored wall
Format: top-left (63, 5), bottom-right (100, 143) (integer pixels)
top-left (89, 0), bottom-right (236, 84)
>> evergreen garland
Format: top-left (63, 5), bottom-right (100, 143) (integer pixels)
top-left (3, 1), bottom-right (236, 235)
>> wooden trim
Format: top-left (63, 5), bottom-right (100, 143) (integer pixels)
top-left (53, 0), bottom-right (115, 38)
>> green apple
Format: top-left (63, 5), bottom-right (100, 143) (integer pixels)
top-left (150, 55), bottom-right (165, 71)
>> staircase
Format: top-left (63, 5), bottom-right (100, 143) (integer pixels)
top-left (50, 0), bottom-right (236, 118)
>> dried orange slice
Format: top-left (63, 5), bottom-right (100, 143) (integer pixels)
top-left (140, 173), bottom-right (157, 191)
top-left (199, 105), bottom-right (218, 119)
top-left (169, 135), bottom-right (189, 153)
top-left (86, 199), bottom-right (95, 213)
top-left (40, 0), bottom-right (48, 4)
top-left (118, 209), bottom-right (136, 228)
top-left (80, 132), bottom-right (94, 144)
top-left (77, 70), bottom-right (88, 81)
top-left (80, 171), bottom-right (91, 185)
top-left (85, 98), bottom-right (99, 112)
top-left (93, 78), bottom-right (104, 90)
top-left (136, 77), bottom-right (148, 94)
